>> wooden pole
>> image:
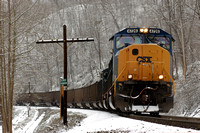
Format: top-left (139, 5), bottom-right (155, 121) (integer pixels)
top-left (36, 25), bottom-right (94, 126)
top-left (60, 84), bottom-right (63, 120)
top-left (63, 25), bottom-right (67, 125)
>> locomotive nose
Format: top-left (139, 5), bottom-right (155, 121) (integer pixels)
top-left (118, 44), bottom-right (171, 82)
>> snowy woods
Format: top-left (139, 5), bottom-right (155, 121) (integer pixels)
top-left (0, 0), bottom-right (200, 132)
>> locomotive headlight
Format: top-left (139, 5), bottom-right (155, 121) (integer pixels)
top-left (144, 28), bottom-right (148, 33)
top-left (140, 28), bottom-right (144, 33)
top-left (158, 75), bottom-right (164, 80)
top-left (140, 28), bottom-right (148, 33)
top-left (128, 74), bottom-right (133, 79)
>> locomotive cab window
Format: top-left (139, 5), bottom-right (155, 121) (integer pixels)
top-left (147, 36), bottom-right (170, 50)
top-left (116, 36), bottom-right (142, 49)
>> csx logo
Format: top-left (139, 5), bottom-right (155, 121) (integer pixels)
top-left (137, 56), bottom-right (152, 63)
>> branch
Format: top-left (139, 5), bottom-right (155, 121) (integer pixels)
top-left (11, 0), bottom-right (39, 25)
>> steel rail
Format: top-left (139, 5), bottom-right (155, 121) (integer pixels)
top-left (120, 113), bottom-right (200, 130)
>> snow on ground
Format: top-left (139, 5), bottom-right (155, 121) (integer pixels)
top-left (12, 106), bottom-right (68, 133)
top-left (67, 109), bottom-right (200, 133)
top-left (2, 106), bottom-right (200, 133)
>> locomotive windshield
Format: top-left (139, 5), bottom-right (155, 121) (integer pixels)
top-left (112, 28), bottom-right (173, 55)
top-left (116, 36), bottom-right (142, 49)
top-left (147, 36), bottom-right (170, 50)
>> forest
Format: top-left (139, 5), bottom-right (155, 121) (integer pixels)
top-left (0, 0), bottom-right (200, 132)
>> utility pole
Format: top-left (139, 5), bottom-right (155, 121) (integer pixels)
top-left (63, 25), bottom-right (67, 125)
top-left (36, 25), bottom-right (94, 125)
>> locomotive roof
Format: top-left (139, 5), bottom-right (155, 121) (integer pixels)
top-left (109, 28), bottom-right (174, 41)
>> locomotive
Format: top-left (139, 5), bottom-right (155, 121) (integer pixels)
top-left (67, 27), bottom-right (175, 115)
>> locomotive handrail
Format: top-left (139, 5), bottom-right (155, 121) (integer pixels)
top-left (118, 87), bottom-right (157, 99)
top-left (102, 64), bottom-right (127, 98)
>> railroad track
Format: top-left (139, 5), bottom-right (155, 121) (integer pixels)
top-left (120, 113), bottom-right (200, 130)
top-left (16, 91), bottom-right (200, 130)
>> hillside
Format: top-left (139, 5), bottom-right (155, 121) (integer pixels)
top-left (9, 0), bottom-right (200, 116)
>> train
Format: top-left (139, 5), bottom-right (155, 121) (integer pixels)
top-left (67, 27), bottom-right (175, 115)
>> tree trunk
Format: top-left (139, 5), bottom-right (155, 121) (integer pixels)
top-left (8, 0), bottom-right (13, 132)
top-left (180, 19), bottom-right (186, 80)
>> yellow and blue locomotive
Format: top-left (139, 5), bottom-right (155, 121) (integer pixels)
top-left (66, 27), bottom-right (174, 115)
top-left (102, 28), bottom-right (174, 115)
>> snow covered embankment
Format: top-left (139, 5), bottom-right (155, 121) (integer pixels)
top-left (12, 106), bottom-right (85, 133)
top-left (11, 106), bottom-right (200, 133)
